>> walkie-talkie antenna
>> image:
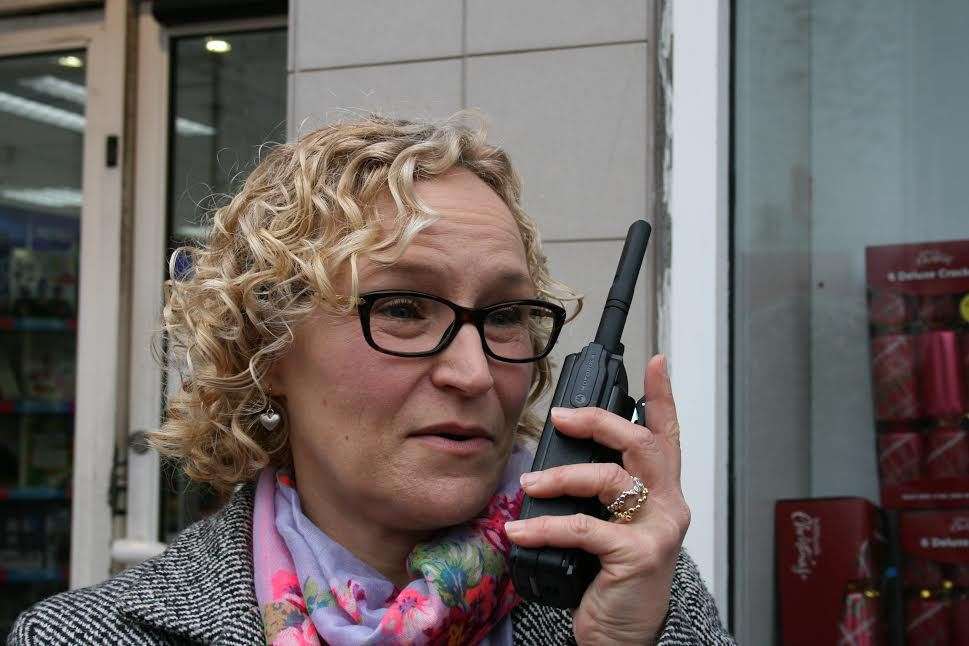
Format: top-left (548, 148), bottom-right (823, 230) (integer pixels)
top-left (594, 220), bottom-right (652, 353)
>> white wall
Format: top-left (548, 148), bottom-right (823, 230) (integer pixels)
top-left (287, 0), bottom-right (747, 625)
top-left (285, 0), bottom-right (741, 610)
top-left (288, 3), bottom-right (656, 440)
top-left (670, 0), bottom-right (731, 621)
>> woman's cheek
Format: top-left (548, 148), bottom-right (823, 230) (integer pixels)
top-left (504, 364), bottom-right (534, 416)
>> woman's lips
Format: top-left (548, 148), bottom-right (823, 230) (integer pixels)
top-left (410, 434), bottom-right (494, 456)
top-left (408, 422), bottom-right (495, 456)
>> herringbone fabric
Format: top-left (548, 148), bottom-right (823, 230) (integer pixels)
top-left (8, 484), bottom-right (734, 645)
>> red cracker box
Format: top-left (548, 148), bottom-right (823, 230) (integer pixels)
top-left (866, 240), bottom-right (969, 510)
top-left (898, 510), bottom-right (969, 572)
top-left (776, 498), bottom-right (886, 646)
top-left (898, 510), bottom-right (969, 645)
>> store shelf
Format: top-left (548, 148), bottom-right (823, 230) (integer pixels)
top-left (0, 487), bottom-right (68, 502)
top-left (0, 400), bottom-right (74, 415)
top-left (0, 317), bottom-right (76, 332)
top-left (0, 567), bottom-right (67, 584)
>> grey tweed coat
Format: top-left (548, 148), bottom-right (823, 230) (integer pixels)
top-left (8, 483), bottom-right (734, 645)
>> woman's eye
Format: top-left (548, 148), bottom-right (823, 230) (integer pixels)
top-left (376, 298), bottom-right (424, 319)
top-left (490, 306), bottom-right (524, 326)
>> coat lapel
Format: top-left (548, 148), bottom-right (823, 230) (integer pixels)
top-left (116, 483), bottom-right (264, 645)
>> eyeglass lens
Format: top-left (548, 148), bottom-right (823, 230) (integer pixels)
top-left (368, 294), bottom-right (557, 360)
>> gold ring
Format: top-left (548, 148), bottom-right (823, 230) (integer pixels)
top-left (607, 476), bottom-right (649, 523)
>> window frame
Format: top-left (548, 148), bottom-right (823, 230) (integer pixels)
top-left (668, 0), bottom-right (732, 625)
top-left (0, 2), bottom-right (127, 589)
top-left (118, 8), bottom-right (286, 566)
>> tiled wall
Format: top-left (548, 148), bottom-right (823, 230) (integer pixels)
top-left (289, 1), bottom-right (657, 411)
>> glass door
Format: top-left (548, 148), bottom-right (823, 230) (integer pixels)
top-left (161, 27), bottom-right (287, 538)
top-left (0, 48), bottom-right (83, 633)
top-left (0, 2), bottom-right (127, 634)
top-left (121, 13), bottom-right (286, 565)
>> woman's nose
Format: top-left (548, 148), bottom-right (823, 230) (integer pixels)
top-left (429, 322), bottom-right (495, 395)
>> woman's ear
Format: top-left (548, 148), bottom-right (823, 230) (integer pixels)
top-left (262, 362), bottom-right (284, 399)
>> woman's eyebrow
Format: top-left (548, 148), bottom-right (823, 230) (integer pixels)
top-left (363, 260), bottom-right (533, 289)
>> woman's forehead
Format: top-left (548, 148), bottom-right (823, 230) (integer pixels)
top-left (366, 170), bottom-right (529, 270)
top-left (357, 220), bottom-right (533, 303)
top-left (372, 167), bottom-right (516, 230)
top-left (360, 255), bottom-right (532, 290)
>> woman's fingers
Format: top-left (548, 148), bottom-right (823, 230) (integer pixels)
top-left (520, 462), bottom-right (639, 508)
top-left (643, 354), bottom-right (682, 483)
top-left (504, 513), bottom-right (622, 557)
top-left (550, 405), bottom-right (670, 494)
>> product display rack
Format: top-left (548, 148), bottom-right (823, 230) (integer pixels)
top-left (0, 317), bottom-right (76, 333)
top-left (0, 315), bottom-right (75, 636)
top-left (776, 240), bottom-right (969, 645)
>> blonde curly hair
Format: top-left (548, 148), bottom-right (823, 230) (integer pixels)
top-left (150, 111), bottom-right (583, 493)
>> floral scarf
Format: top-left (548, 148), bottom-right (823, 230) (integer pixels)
top-left (253, 446), bottom-right (531, 645)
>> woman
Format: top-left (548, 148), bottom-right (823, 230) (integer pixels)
top-left (10, 114), bottom-right (734, 645)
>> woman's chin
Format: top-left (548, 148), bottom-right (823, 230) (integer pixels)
top-left (394, 479), bottom-right (498, 530)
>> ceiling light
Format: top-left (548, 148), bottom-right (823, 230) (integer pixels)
top-left (175, 223), bottom-right (212, 239)
top-left (19, 75), bottom-right (87, 105)
top-left (205, 39), bottom-right (231, 54)
top-left (1, 187), bottom-right (82, 209)
top-left (17, 77), bottom-right (215, 136)
top-left (0, 91), bottom-right (84, 132)
top-left (57, 55), bottom-right (84, 69)
top-left (174, 117), bottom-right (216, 136)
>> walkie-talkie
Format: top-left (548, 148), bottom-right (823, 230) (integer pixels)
top-left (509, 219), bottom-right (651, 609)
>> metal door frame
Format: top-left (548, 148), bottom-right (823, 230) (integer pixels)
top-left (0, 2), bottom-right (128, 589)
top-left (668, 0), bottom-right (731, 622)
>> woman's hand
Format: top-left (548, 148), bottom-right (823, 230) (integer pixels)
top-left (504, 354), bottom-right (690, 645)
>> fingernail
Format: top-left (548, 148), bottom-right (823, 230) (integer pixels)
top-left (504, 520), bottom-right (524, 534)
top-left (551, 407), bottom-right (575, 419)
top-left (520, 472), bottom-right (538, 487)
top-left (662, 355), bottom-right (670, 382)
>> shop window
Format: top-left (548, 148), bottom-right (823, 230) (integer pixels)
top-left (0, 49), bottom-right (84, 635)
top-left (161, 28), bottom-right (286, 541)
top-left (734, 2), bottom-right (969, 643)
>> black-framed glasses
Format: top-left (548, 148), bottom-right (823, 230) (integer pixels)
top-left (356, 290), bottom-right (567, 363)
